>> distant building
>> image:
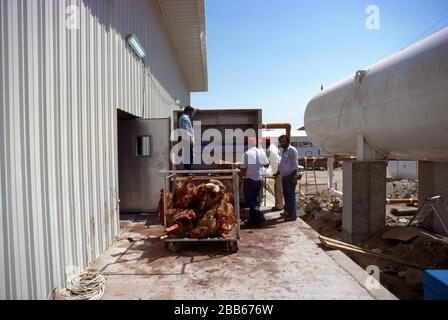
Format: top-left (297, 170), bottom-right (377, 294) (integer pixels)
top-left (262, 129), bottom-right (327, 158)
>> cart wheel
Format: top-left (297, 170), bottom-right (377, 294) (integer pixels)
top-left (226, 241), bottom-right (238, 253)
top-left (167, 242), bottom-right (179, 252)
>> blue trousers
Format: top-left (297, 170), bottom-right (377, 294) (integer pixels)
top-left (183, 145), bottom-right (194, 170)
top-left (282, 174), bottom-right (297, 219)
top-left (244, 179), bottom-right (263, 223)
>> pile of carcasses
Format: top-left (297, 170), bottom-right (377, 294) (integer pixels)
top-left (157, 178), bottom-right (237, 239)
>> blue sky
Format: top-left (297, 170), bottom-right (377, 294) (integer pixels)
top-left (191, 0), bottom-right (448, 129)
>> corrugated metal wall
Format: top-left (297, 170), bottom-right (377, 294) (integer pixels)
top-left (0, 0), bottom-right (190, 299)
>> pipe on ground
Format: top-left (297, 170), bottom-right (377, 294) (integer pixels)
top-left (386, 198), bottom-right (418, 205)
top-left (329, 188), bottom-right (343, 199)
top-left (327, 188), bottom-right (418, 205)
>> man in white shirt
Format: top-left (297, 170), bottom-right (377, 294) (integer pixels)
top-left (240, 137), bottom-right (270, 226)
top-left (278, 135), bottom-right (299, 221)
top-left (263, 138), bottom-right (284, 211)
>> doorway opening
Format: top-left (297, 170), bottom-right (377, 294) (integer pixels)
top-left (116, 109), bottom-right (171, 222)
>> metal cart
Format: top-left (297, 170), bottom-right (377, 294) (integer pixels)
top-left (160, 169), bottom-right (241, 252)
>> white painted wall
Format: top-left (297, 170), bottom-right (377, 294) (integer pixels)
top-left (387, 161), bottom-right (417, 180)
top-left (0, 0), bottom-right (190, 299)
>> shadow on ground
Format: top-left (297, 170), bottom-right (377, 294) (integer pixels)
top-left (95, 213), bottom-right (236, 277)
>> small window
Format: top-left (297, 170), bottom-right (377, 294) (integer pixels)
top-left (136, 136), bottom-right (151, 157)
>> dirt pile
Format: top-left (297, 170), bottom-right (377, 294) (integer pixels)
top-left (387, 179), bottom-right (418, 199)
top-left (300, 190), bottom-right (343, 240)
top-left (299, 188), bottom-right (448, 300)
top-left (350, 227), bottom-right (448, 299)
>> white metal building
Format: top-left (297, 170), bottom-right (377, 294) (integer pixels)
top-left (0, 0), bottom-right (207, 299)
top-left (262, 129), bottom-right (327, 158)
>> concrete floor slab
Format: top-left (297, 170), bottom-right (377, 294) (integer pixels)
top-left (89, 208), bottom-right (394, 300)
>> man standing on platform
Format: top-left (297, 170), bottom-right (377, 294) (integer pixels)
top-left (178, 106), bottom-right (197, 170)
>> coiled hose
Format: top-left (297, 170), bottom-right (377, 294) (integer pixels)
top-left (61, 272), bottom-right (105, 300)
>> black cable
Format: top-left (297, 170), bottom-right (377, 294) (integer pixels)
top-left (394, 10), bottom-right (448, 53)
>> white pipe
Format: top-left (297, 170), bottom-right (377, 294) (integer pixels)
top-left (329, 188), bottom-right (343, 200)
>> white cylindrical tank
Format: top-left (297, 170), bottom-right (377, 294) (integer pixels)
top-left (304, 28), bottom-right (448, 161)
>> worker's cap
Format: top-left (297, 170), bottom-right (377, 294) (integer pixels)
top-left (262, 137), bottom-right (271, 143)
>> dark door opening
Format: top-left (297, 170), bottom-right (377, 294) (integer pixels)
top-left (117, 109), bottom-right (171, 215)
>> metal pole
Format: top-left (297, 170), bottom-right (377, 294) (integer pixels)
top-left (163, 171), bottom-right (168, 227)
top-left (430, 199), bottom-right (448, 235)
top-left (305, 157), bottom-right (308, 196)
top-left (312, 160), bottom-right (319, 195)
top-left (263, 177), bottom-right (267, 207)
top-left (328, 156), bottom-right (334, 189)
top-left (233, 170), bottom-right (241, 240)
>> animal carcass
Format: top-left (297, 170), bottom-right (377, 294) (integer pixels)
top-left (160, 179), bottom-right (237, 239)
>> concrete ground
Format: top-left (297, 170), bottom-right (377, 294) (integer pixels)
top-left (89, 190), bottom-right (395, 300)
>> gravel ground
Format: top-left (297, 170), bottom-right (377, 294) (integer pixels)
top-left (296, 171), bottom-right (448, 300)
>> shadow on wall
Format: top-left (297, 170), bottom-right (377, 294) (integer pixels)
top-left (82, 0), bottom-right (188, 102)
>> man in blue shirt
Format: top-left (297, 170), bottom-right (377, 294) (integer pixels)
top-left (178, 106), bottom-right (196, 170)
top-left (278, 135), bottom-right (299, 221)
